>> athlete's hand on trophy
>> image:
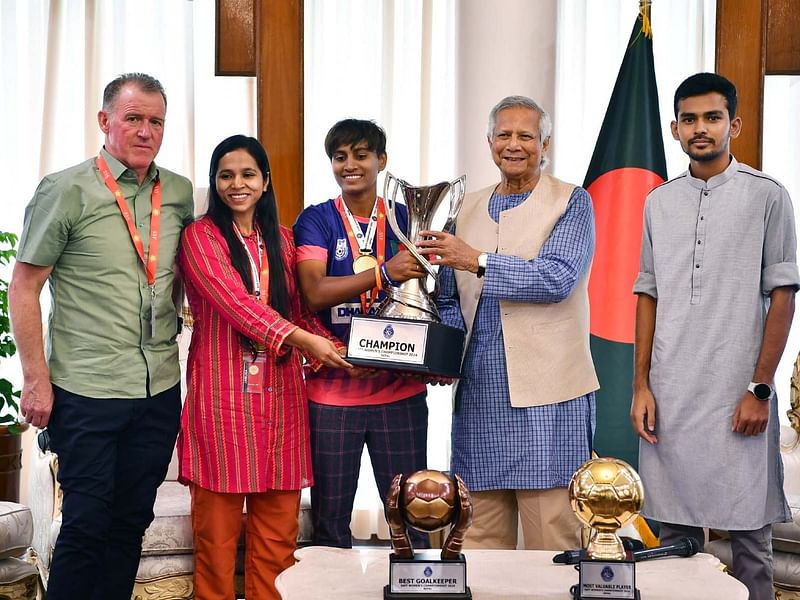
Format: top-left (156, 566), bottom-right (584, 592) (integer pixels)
top-left (384, 250), bottom-right (427, 284)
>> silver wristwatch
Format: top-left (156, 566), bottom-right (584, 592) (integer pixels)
top-left (747, 381), bottom-right (774, 401)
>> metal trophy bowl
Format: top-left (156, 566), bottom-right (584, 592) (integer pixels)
top-left (346, 173), bottom-right (467, 377)
top-left (384, 470), bottom-right (473, 599)
top-left (568, 458), bottom-right (645, 600)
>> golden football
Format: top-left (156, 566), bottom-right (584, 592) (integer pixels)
top-left (569, 458), bottom-right (644, 532)
top-left (402, 470), bottom-right (457, 532)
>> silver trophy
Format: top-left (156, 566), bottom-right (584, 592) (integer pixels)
top-left (346, 172), bottom-right (467, 377)
top-left (379, 172), bottom-right (466, 321)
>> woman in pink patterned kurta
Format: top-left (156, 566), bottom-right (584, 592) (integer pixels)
top-left (177, 135), bottom-right (350, 600)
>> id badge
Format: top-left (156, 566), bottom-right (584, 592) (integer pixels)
top-left (244, 353), bottom-right (267, 394)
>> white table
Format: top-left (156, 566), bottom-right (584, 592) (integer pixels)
top-left (276, 546), bottom-right (748, 599)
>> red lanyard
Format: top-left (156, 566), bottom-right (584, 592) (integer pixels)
top-left (335, 196), bottom-right (386, 314)
top-left (233, 224), bottom-right (270, 305)
top-left (97, 154), bottom-right (162, 286)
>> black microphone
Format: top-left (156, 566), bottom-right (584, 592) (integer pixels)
top-left (631, 536), bottom-right (700, 562)
top-left (552, 537), bottom-right (645, 564)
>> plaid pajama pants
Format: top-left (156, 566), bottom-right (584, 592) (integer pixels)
top-left (308, 391), bottom-right (429, 548)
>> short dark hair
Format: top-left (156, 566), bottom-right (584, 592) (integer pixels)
top-left (673, 72), bottom-right (737, 119)
top-left (324, 119), bottom-right (387, 159)
top-left (103, 73), bottom-right (167, 111)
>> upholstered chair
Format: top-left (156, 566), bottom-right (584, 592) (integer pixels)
top-left (0, 501), bottom-right (38, 600)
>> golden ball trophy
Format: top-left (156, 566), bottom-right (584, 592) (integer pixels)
top-left (568, 457), bottom-right (645, 600)
top-left (384, 470), bottom-right (473, 599)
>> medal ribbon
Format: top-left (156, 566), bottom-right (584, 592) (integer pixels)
top-left (97, 153), bottom-right (162, 286)
top-left (335, 196), bottom-right (387, 314)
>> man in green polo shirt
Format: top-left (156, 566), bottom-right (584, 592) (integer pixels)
top-left (9, 72), bottom-right (193, 600)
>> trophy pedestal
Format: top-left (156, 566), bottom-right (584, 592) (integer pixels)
top-left (347, 315), bottom-right (465, 378)
top-left (572, 559), bottom-right (639, 600)
top-left (385, 551), bottom-right (471, 599)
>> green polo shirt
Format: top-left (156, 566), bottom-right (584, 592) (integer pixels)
top-left (17, 149), bottom-right (194, 398)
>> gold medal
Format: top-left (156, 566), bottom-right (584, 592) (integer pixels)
top-left (248, 365), bottom-right (260, 376)
top-left (352, 252), bottom-right (378, 274)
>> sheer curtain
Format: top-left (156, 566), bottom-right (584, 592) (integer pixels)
top-left (0, 0), bottom-right (256, 239)
top-left (303, 0), bottom-right (457, 539)
top-left (552, 0), bottom-right (717, 185)
top-left (764, 76), bottom-right (800, 411)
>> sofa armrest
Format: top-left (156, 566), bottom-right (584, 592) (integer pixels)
top-left (26, 449), bottom-right (61, 570)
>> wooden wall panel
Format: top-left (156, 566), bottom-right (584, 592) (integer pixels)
top-left (257, 0), bottom-right (304, 225)
top-left (766, 0), bottom-right (800, 74)
top-left (216, 0), bottom-right (256, 76)
top-left (715, 0), bottom-right (766, 170)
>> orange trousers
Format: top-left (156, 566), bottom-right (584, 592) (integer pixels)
top-left (190, 484), bottom-right (300, 600)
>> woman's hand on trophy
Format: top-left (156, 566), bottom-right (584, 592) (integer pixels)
top-left (286, 329), bottom-right (353, 370)
top-left (384, 250), bottom-right (427, 283)
top-left (417, 230), bottom-right (481, 273)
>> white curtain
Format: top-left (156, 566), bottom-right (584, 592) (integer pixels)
top-left (764, 76), bottom-right (800, 411)
top-left (0, 0), bottom-right (256, 239)
top-left (552, 0), bottom-right (717, 185)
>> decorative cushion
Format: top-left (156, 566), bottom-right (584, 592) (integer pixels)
top-left (0, 502), bottom-right (33, 560)
top-left (141, 482), bottom-right (194, 556)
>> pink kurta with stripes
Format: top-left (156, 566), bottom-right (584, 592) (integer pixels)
top-left (177, 216), bottom-right (334, 493)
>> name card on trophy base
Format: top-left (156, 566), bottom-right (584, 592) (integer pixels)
top-left (386, 551), bottom-right (469, 599)
top-left (347, 315), bottom-right (465, 378)
top-left (575, 559), bottom-right (638, 600)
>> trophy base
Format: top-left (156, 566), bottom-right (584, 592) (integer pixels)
top-left (572, 559), bottom-right (639, 600)
top-left (347, 316), bottom-right (465, 378)
top-left (385, 551), bottom-right (471, 599)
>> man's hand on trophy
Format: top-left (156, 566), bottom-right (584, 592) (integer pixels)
top-left (385, 473), bottom-right (414, 558)
top-left (384, 251), bottom-right (427, 283)
top-left (441, 474), bottom-right (473, 560)
top-left (417, 230), bottom-right (481, 273)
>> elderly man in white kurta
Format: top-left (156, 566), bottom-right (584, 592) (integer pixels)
top-left (632, 72), bottom-right (797, 600)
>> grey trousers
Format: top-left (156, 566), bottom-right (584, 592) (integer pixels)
top-left (661, 522), bottom-right (774, 600)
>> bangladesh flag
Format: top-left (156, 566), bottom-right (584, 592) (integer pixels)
top-left (584, 7), bottom-right (667, 469)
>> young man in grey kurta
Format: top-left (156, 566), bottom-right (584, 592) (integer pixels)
top-left (632, 72), bottom-right (797, 600)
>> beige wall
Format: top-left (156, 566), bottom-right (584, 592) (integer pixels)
top-left (455, 0), bottom-right (557, 191)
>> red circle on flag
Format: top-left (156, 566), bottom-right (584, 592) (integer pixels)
top-left (587, 167), bottom-right (664, 344)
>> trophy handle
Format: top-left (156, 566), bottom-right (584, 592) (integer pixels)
top-left (383, 172), bottom-right (438, 283)
top-left (431, 174), bottom-right (467, 300)
top-left (441, 174), bottom-right (466, 234)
